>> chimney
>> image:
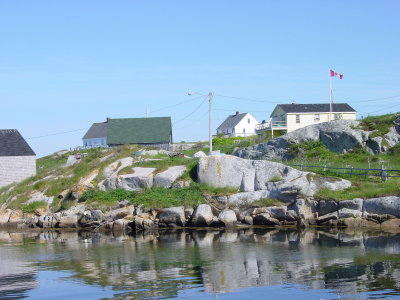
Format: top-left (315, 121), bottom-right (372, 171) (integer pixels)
top-left (235, 111), bottom-right (239, 115)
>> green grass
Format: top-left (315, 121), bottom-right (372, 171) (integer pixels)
top-left (358, 113), bottom-right (399, 138)
top-left (315, 177), bottom-right (400, 201)
top-left (79, 184), bottom-right (237, 209)
top-left (20, 201), bottom-right (48, 213)
top-left (0, 145), bottom-right (140, 210)
top-left (252, 198), bottom-right (285, 207)
top-left (285, 140), bottom-right (400, 176)
top-left (212, 134), bottom-right (272, 154)
top-left (269, 175), bottom-right (282, 182)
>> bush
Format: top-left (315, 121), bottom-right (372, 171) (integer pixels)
top-left (288, 140), bottom-right (330, 158)
top-left (21, 201), bottom-right (47, 213)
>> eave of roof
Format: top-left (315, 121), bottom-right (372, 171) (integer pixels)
top-left (273, 103), bottom-right (356, 114)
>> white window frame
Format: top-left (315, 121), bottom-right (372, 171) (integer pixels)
top-left (296, 115), bottom-right (300, 124)
top-left (314, 114), bottom-right (320, 121)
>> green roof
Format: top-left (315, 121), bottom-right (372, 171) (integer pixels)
top-left (107, 117), bottom-right (172, 145)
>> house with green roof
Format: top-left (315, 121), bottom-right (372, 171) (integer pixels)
top-left (82, 117), bottom-right (172, 150)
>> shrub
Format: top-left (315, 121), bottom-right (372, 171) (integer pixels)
top-left (20, 201), bottom-right (47, 213)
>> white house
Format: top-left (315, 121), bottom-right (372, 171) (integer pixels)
top-left (256, 103), bottom-right (357, 137)
top-left (216, 112), bottom-right (259, 137)
top-left (82, 120), bottom-right (108, 147)
top-left (0, 129), bottom-right (36, 188)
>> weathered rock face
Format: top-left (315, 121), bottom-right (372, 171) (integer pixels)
top-left (159, 207), bottom-right (186, 227)
top-left (218, 209), bottom-right (237, 227)
top-left (191, 204), bottom-right (214, 227)
top-left (192, 151), bottom-right (207, 158)
top-left (235, 119), bottom-right (400, 160)
top-left (198, 155), bottom-right (351, 203)
top-left (27, 191), bottom-right (54, 206)
top-left (0, 209), bottom-right (12, 225)
top-left (363, 196), bottom-right (400, 218)
top-left (118, 167), bottom-right (156, 190)
top-left (154, 166), bottom-right (187, 188)
top-left (58, 215), bottom-right (79, 228)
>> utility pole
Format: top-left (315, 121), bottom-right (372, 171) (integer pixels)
top-left (188, 91), bottom-right (213, 154)
top-left (208, 92), bottom-right (213, 153)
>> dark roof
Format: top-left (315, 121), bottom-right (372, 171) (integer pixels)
top-left (217, 113), bottom-right (248, 130)
top-left (0, 129), bottom-right (36, 156)
top-left (275, 103), bottom-right (356, 114)
top-left (107, 117), bottom-right (172, 145)
top-left (82, 122), bottom-right (108, 139)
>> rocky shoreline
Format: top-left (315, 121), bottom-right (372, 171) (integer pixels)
top-left (1, 195), bottom-right (400, 233)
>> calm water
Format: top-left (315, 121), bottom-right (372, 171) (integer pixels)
top-left (1, 228), bottom-right (400, 299)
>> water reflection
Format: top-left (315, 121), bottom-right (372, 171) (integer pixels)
top-left (1, 228), bottom-right (400, 299)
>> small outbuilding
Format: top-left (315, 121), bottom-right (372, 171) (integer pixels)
top-left (0, 129), bottom-right (36, 188)
top-left (82, 117), bottom-right (173, 150)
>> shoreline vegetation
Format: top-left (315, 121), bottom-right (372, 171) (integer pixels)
top-left (0, 113), bottom-right (399, 232)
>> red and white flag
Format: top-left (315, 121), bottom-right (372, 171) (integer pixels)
top-left (330, 69), bottom-right (343, 79)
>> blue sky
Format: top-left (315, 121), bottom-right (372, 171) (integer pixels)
top-left (1, 0), bottom-right (399, 157)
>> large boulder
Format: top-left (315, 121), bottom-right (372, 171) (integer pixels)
top-left (38, 215), bottom-right (58, 228)
top-left (318, 200), bottom-right (338, 216)
top-left (57, 215), bottom-right (79, 228)
top-left (191, 204), bottom-right (214, 227)
top-left (0, 209), bottom-right (12, 226)
top-left (27, 191), bottom-right (54, 206)
top-left (235, 119), bottom-right (400, 159)
top-left (197, 155), bottom-right (350, 202)
top-left (118, 167), bottom-right (156, 190)
top-left (319, 130), bottom-right (365, 153)
top-left (192, 151), bottom-right (207, 158)
top-left (363, 196), bottom-right (400, 218)
top-left (105, 206), bottom-right (134, 220)
top-left (158, 207), bottom-right (185, 227)
top-left (235, 120), bottom-right (360, 160)
top-left (154, 166), bottom-right (186, 188)
top-left (338, 198), bottom-right (363, 219)
top-left (218, 209), bottom-right (237, 227)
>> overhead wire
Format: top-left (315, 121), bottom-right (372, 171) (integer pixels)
top-left (173, 95), bottom-right (208, 125)
top-left (23, 95), bottom-right (204, 140)
top-left (25, 128), bottom-right (88, 140)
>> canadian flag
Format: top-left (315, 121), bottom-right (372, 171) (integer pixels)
top-left (330, 69), bottom-right (343, 79)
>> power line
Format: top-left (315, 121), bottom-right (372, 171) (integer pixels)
top-left (23, 96), bottom-right (205, 140)
top-left (200, 91), bottom-right (400, 105)
top-left (25, 128), bottom-right (88, 140)
top-left (365, 102), bottom-right (400, 115)
top-left (132, 94), bottom-right (204, 117)
top-left (174, 109), bottom-right (209, 130)
top-left (348, 94), bottom-right (400, 104)
top-left (173, 96), bottom-right (208, 125)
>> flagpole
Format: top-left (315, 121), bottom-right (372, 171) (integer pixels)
top-left (329, 70), bottom-right (333, 121)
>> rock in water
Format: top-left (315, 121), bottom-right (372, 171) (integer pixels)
top-left (363, 196), bottom-right (400, 217)
top-left (191, 204), bottom-right (214, 227)
top-left (158, 207), bottom-right (186, 227)
top-left (218, 209), bottom-right (237, 227)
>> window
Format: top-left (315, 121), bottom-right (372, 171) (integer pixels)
top-left (248, 118), bottom-right (250, 124)
top-left (314, 114), bottom-right (320, 121)
top-left (296, 115), bottom-right (300, 123)
top-left (243, 128), bottom-right (246, 133)
top-left (334, 113), bottom-right (343, 120)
